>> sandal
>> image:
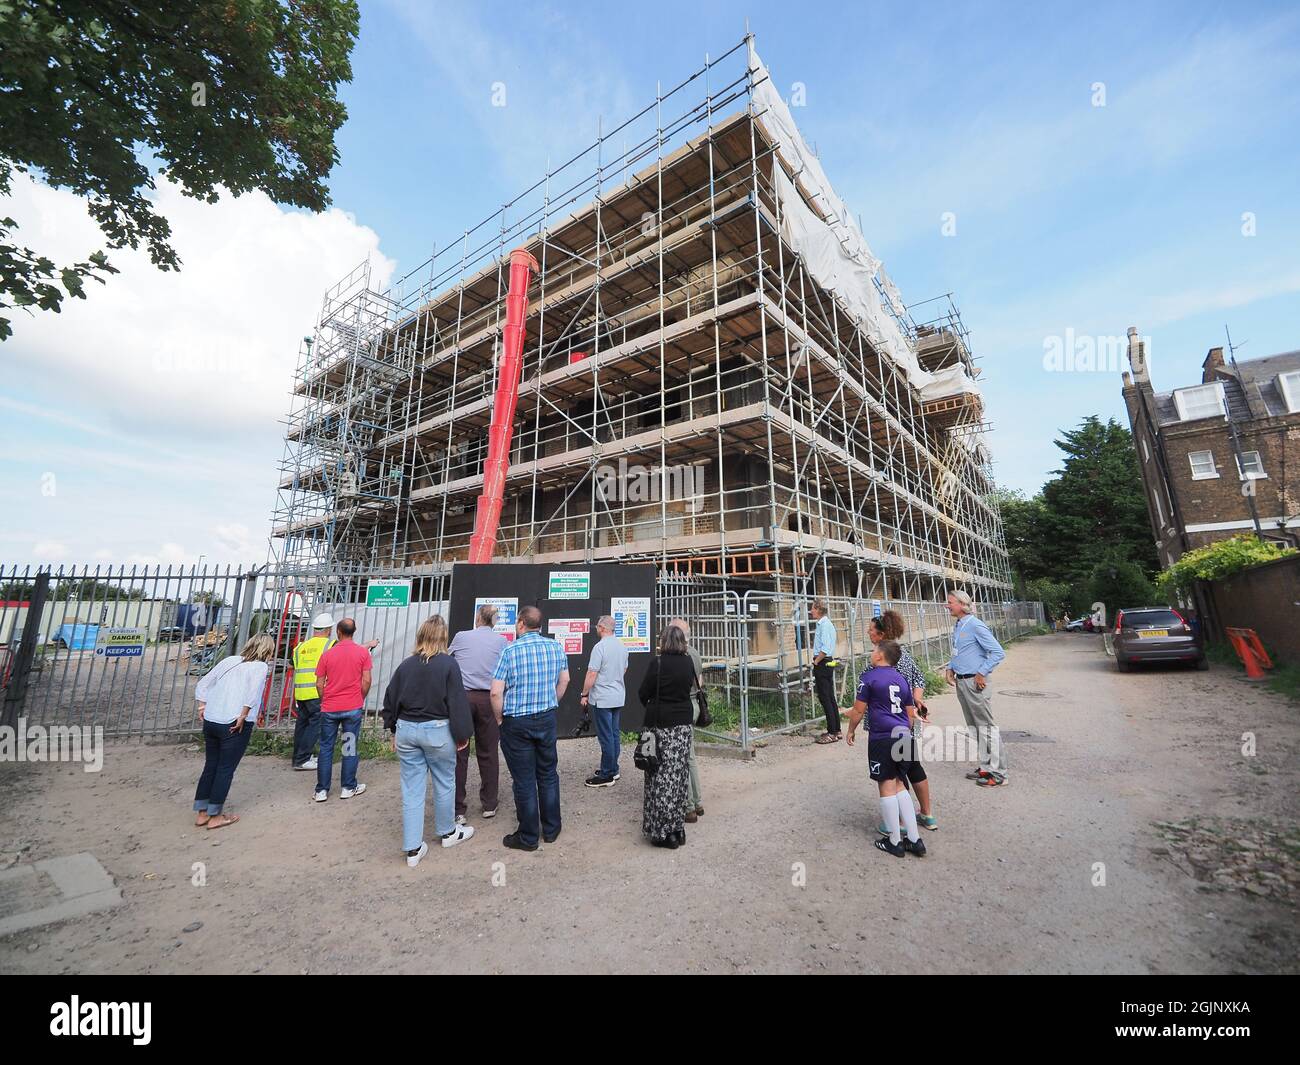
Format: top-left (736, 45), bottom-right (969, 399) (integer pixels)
top-left (975, 774), bottom-right (1007, 788)
top-left (815, 733), bottom-right (841, 745)
top-left (194, 812), bottom-right (211, 827)
top-left (206, 813), bottom-right (240, 830)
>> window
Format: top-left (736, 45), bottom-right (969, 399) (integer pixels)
top-left (1188, 450), bottom-right (1218, 479)
top-left (1152, 489), bottom-right (1164, 527)
top-left (1279, 370), bottom-right (1300, 413)
top-left (1174, 382), bottom-right (1226, 421)
top-left (1236, 450), bottom-right (1267, 479)
top-left (1141, 438), bottom-right (1150, 464)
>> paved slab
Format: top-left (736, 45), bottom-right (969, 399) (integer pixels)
top-left (0, 853), bottom-right (121, 937)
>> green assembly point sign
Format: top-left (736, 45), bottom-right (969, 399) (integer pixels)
top-left (366, 579), bottom-right (412, 608)
top-left (548, 570), bottom-right (590, 600)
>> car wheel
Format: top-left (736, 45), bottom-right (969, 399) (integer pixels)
top-left (1195, 656), bottom-right (1209, 671)
top-left (1116, 657), bottom-right (1131, 673)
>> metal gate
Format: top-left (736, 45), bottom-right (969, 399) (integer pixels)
top-left (0, 563), bottom-right (1043, 742)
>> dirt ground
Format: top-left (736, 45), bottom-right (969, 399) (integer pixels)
top-left (1, 633), bottom-right (1296, 974)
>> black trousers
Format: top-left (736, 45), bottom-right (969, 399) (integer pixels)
top-left (813, 661), bottom-right (840, 735)
top-left (292, 697), bottom-right (321, 766)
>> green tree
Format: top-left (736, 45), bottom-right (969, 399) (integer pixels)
top-left (1086, 552), bottom-right (1157, 616)
top-left (0, 0), bottom-right (360, 339)
top-left (1038, 416), bottom-right (1157, 582)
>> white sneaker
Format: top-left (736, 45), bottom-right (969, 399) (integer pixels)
top-left (340, 783), bottom-right (366, 799)
top-left (313, 790), bottom-right (328, 803)
top-left (295, 757), bottom-right (318, 771)
top-left (441, 824), bottom-right (475, 848)
top-left (482, 808), bottom-right (497, 819)
top-left (406, 841), bottom-right (428, 868)
top-left (455, 814), bottom-right (467, 825)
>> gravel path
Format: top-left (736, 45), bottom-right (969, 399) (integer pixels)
top-left (1, 633), bottom-right (1296, 973)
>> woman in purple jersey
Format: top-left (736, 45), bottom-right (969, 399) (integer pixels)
top-left (863, 610), bottom-right (937, 831)
top-left (846, 640), bottom-right (927, 858)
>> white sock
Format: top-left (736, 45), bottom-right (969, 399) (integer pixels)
top-left (896, 789), bottom-right (920, 843)
top-left (879, 794), bottom-right (901, 844)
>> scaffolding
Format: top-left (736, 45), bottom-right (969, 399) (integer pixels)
top-left (270, 36), bottom-right (1015, 628)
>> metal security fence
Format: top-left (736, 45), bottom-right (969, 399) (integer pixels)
top-left (0, 563), bottom-right (1043, 745)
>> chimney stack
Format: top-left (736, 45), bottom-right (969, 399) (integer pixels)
top-left (1126, 325), bottom-right (1150, 384)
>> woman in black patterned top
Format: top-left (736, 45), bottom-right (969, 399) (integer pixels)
top-left (863, 610), bottom-right (937, 831)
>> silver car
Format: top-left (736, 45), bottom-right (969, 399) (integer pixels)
top-left (1113, 607), bottom-right (1207, 672)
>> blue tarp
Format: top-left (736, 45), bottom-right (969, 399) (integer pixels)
top-left (55, 623), bottom-right (99, 650)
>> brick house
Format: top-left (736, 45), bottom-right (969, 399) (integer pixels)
top-left (1121, 327), bottom-right (1300, 567)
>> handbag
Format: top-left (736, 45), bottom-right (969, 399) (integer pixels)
top-left (694, 687), bottom-right (712, 729)
top-left (634, 657), bottom-right (663, 773)
top-left (633, 728), bottom-right (659, 773)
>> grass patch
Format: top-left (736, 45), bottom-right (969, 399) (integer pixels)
top-left (242, 728), bottom-right (397, 762)
top-left (1205, 640), bottom-right (1299, 703)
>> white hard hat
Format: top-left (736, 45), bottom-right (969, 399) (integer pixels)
top-left (312, 613), bottom-right (335, 629)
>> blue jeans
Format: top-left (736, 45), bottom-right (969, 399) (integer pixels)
top-left (499, 709), bottom-right (561, 847)
top-left (317, 709), bottom-right (363, 792)
top-left (193, 718), bottom-right (254, 815)
top-left (396, 718), bottom-right (456, 850)
top-left (593, 703), bottom-right (622, 778)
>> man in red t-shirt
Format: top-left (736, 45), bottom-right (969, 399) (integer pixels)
top-left (312, 618), bottom-right (376, 802)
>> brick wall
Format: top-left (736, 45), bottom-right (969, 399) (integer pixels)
top-left (1205, 554), bottom-right (1300, 664)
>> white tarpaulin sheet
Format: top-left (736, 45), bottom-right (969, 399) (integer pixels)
top-left (748, 43), bottom-right (979, 402)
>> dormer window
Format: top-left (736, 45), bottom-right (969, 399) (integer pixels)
top-left (1279, 370), bottom-right (1300, 413)
top-left (1173, 382), bottom-right (1226, 421)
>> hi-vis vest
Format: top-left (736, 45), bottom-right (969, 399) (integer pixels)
top-left (293, 636), bottom-right (335, 701)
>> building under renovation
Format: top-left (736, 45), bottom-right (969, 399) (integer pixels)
top-left (271, 39), bottom-right (1014, 623)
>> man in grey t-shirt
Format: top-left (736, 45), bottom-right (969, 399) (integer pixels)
top-left (581, 615), bottom-right (629, 787)
top-left (449, 604), bottom-right (508, 820)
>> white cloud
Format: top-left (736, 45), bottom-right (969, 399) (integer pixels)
top-left (4, 170), bottom-right (396, 437)
top-left (1, 171), bottom-right (399, 565)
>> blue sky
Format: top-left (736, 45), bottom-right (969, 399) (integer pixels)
top-left (3, 0), bottom-right (1298, 565)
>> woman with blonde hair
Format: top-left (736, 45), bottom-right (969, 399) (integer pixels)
top-left (382, 615), bottom-right (475, 867)
top-left (191, 632), bottom-right (275, 830)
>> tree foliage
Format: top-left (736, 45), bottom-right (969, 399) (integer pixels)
top-left (998, 416), bottom-right (1158, 614)
top-left (1155, 534), bottom-right (1296, 597)
top-left (0, 0), bottom-right (360, 339)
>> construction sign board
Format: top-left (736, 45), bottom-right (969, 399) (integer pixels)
top-left (475, 597), bottom-right (519, 641)
top-left (548, 570), bottom-right (590, 600)
top-left (547, 618), bottom-right (590, 654)
top-left (366, 579), bottom-right (412, 608)
top-left (612, 596), bottom-right (651, 653)
top-left (95, 627), bottom-right (145, 658)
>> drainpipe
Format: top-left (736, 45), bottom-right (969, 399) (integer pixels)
top-left (468, 248), bottom-right (540, 564)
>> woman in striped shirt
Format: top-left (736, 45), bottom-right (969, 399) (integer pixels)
top-left (863, 610), bottom-right (938, 831)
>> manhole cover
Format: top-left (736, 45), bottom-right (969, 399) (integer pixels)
top-left (1001, 730), bottom-right (1055, 743)
top-left (998, 690), bottom-right (1061, 699)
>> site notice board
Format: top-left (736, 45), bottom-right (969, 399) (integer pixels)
top-left (448, 562), bottom-right (656, 734)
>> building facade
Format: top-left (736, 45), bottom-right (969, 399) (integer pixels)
top-left (1122, 328), bottom-right (1300, 566)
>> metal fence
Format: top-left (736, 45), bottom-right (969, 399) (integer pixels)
top-left (0, 563), bottom-right (1044, 748)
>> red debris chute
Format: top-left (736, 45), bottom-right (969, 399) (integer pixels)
top-left (468, 248), bottom-right (539, 563)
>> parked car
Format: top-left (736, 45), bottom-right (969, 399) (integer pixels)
top-left (157, 626), bottom-right (185, 642)
top-left (1113, 607), bottom-right (1207, 672)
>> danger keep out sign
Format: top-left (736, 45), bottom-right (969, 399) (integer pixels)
top-left (96, 627), bottom-right (145, 658)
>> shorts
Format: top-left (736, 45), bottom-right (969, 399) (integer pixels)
top-left (867, 737), bottom-right (907, 783)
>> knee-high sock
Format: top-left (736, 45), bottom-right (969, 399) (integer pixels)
top-left (896, 788), bottom-right (920, 843)
top-left (879, 793), bottom-right (901, 844)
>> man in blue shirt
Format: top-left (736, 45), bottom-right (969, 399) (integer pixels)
top-left (809, 600), bottom-right (842, 744)
top-left (943, 590), bottom-right (1008, 786)
top-left (491, 606), bottom-right (570, 850)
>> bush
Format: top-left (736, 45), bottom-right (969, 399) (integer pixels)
top-left (1155, 534), bottom-right (1297, 597)
top-left (1025, 577), bottom-right (1072, 619)
top-left (1087, 554), bottom-right (1157, 616)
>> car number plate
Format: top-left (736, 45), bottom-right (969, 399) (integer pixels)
top-left (1137, 629), bottom-right (1168, 638)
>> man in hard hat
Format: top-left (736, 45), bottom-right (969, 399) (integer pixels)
top-left (291, 613), bottom-right (336, 771)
